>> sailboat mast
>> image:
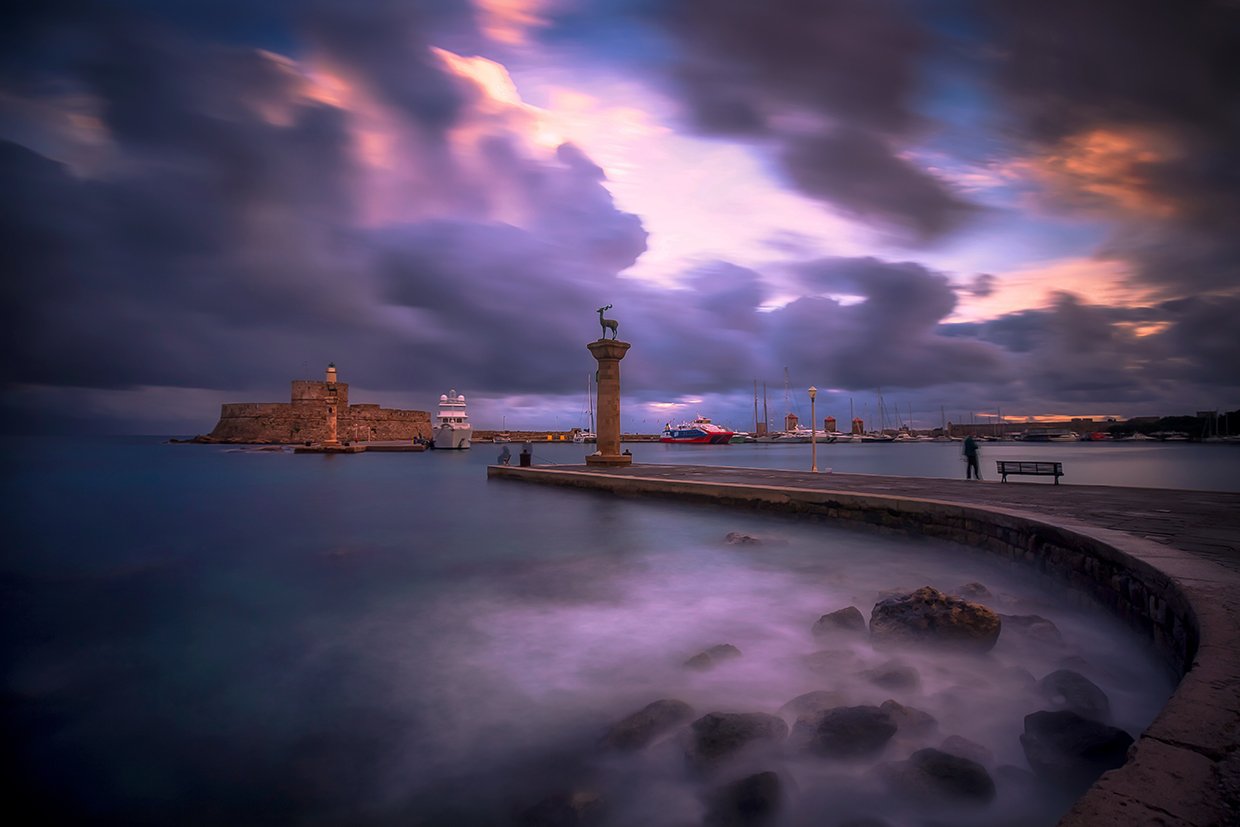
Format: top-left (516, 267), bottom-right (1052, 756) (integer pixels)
top-left (753, 379), bottom-right (759, 434)
top-left (762, 383), bottom-right (769, 434)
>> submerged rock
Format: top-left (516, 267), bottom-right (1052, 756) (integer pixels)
top-left (879, 700), bottom-right (938, 738)
top-left (954, 582), bottom-right (993, 600)
top-left (869, 586), bottom-right (1002, 653)
top-left (940, 735), bottom-right (994, 767)
top-left (778, 690), bottom-right (849, 721)
top-left (685, 712), bottom-right (788, 772)
top-left (1039, 669), bottom-right (1110, 722)
top-left (863, 661), bottom-right (921, 691)
top-left (1001, 613), bottom-right (1065, 646)
top-left (517, 790), bottom-right (605, 827)
top-left (877, 747), bottom-right (996, 804)
top-left (601, 699), bottom-right (695, 751)
top-left (800, 705), bottom-right (897, 759)
top-left (1020, 710), bottom-right (1133, 789)
top-left (703, 771), bottom-right (783, 827)
top-left (801, 648), bottom-right (862, 675)
top-left (685, 644), bottom-right (743, 670)
top-left (725, 532), bottom-right (762, 545)
top-left (811, 606), bottom-right (867, 638)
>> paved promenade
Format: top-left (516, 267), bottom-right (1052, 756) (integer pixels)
top-left (491, 463), bottom-right (1240, 826)
top-left (534, 464), bottom-right (1240, 569)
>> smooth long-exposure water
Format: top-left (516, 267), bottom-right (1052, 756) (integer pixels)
top-left (1, 438), bottom-right (1196, 825)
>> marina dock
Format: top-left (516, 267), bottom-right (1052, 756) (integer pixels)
top-left (489, 463), bottom-right (1240, 827)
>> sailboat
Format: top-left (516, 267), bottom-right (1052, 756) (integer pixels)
top-left (573, 373), bottom-right (597, 443)
top-left (494, 415), bottom-right (512, 443)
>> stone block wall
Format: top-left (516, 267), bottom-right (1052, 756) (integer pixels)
top-left (202, 398), bottom-right (429, 444)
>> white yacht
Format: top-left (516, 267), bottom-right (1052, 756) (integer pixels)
top-left (433, 389), bottom-right (473, 450)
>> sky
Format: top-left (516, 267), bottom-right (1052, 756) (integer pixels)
top-left (3, 0), bottom-right (1239, 435)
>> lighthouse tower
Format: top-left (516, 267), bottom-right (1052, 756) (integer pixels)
top-left (324, 362), bottom-right (340, 445)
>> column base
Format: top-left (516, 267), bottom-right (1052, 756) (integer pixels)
top-left (586, 453), bottom-right (633, 467)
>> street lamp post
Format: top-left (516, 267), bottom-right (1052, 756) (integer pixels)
top-left (808, 386), bottom-right (818, 472)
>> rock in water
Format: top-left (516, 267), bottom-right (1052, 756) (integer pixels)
top-left (802, 705), bottom-right (898, 759)
top-left (725, 532), bottom-right (762, 545)
top-left (954, 582), bottom-right (993, 600)
top-left (879, 700), bottom-right (938, 738)
top-left (1001, 613), bottom-right (1064, 645)
top-left (1020, 710), bottom-right (1134, 790)
top-left (869, 586), bottom-right (1001, 653)
top-left (685, 644), bottom-right (743, 670)
top-left (878, 747), bottom-right (996, 803)
top-left (685, 712), bottom-right (788, 772)
top-left (601, 699), bottom-right (695, 751)
top-left (778, 690), bottom-right (849, 721)
top-left (864, 661), bottom-right (921, 690)
top-left (517, 791), bottom-right (605, 827)
top-left (703, 771), bottom-right (782, 827)
top-left (940, 735), bottom-right (994, 767)
top-left (1038, 669), bottom-right (1111, 722)
top-left (811, 606), bottom-right (867, 638)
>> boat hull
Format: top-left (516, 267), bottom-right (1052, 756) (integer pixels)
top-left (660, 432), bottom-right (732, 444)
top-left (433, 426), bottom-right (472, 449)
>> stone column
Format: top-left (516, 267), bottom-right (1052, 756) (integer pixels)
top-left (586, 339), bottom-right (632, 467)
top-left (324, 388), bottom-right (340, 446)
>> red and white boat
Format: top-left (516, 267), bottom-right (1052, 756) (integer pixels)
top-left (660, 416), bottom-right (735, 444)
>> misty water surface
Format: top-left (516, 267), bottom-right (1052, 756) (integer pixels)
top-left (2, 438), bottom-right (1177, 825)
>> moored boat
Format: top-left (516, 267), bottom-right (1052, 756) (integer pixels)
top-left (661, 416), bottom-right (735, 444)
top-left (432, 389), bottom-right (472, 449)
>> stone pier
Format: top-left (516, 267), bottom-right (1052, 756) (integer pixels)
top-left (586, 339), bottom-right (631, 467)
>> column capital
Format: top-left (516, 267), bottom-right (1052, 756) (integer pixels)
top-left (587, 339), bottom-right (631, 362)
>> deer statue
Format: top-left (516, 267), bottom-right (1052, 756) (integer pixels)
top-left (597, 304), bottom-right (619, 340)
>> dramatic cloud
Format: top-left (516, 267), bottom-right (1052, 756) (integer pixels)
top-left (645, 0), bottom-right (977, 244)
top-left (982, 0), bottom-right (1240, 298)
top-left (1, 0), bottom-right (1236, 433)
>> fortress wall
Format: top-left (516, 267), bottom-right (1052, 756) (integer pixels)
top-left (291, 380), bottom-right (349, 407)
top-left (204, 400), bottom-right (430, 443)
top-left (342, 406), bottom-right (432, 442)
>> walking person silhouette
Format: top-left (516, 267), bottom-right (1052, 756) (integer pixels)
top-left (963, 435), bottom-right (981, 480)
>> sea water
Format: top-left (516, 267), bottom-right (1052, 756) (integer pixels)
top-left (1, 438), bottom-right (1187, 825)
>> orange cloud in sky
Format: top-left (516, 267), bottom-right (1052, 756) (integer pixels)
top-left (474, 0), bottom-right (551, 46)
top-left (1017, 128), bottom-right (1180, 217)
top-left (950, 256), bottom-right (1156, 323)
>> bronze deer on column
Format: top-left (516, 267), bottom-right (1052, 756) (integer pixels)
top-left (597, 305), bottom-right (619, 340)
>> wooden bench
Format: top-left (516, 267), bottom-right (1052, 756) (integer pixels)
top-left (996, 460), bottom-right (1064, 484)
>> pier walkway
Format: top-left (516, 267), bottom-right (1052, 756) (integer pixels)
top-left (504, 464), bottom-right (1240, 568)
top-left (489, 463), bottom-right (1240, 827)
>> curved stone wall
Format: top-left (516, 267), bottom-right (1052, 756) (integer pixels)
top-left (488, 466), bottom-right (1240, 826)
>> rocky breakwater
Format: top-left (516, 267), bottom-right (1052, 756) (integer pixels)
top-left (510, 572), bottom-right (1144, 827)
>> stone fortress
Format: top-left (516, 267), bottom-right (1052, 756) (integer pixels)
top-left (197, 364), bottom-right (431, 444)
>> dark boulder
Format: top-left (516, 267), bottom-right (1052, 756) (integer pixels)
top-left (725, 532), bottom-right (762, 545)
top-left (685, 712), bottom-right (788, 772)
top-left (878, 747), bottom-right (996, 803)
top-left (1038, 669), bottom-right (1110, 722)
top-left (703, 771), bottom-right (783, 827)
top-left (869, 586), bottom-right (1002, 653)
top-left (800, 705), bottom-right (897, 759)
top-left (811, 606), bottom-right (867, 638)
top-left (686, 644), bottom-right (743, 670)
top-left (601, 699), bottom-right (695, 751)
top-left (1020, 710), bottom-right (1134, 789)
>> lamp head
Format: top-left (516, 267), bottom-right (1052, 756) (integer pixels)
top-left (808, 386), bottom-right (818, 400)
